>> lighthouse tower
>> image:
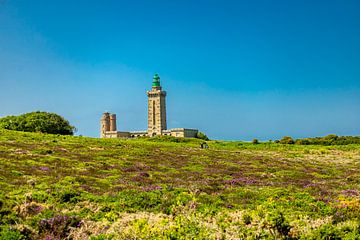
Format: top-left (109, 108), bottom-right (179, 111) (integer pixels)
top-left (147, 74), bottom-right (167, 136)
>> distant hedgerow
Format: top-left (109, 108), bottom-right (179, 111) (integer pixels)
top-left (275, 134), bottom-right (360, 145)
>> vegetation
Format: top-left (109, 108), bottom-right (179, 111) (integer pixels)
top-left (196, 131), bottom-right (209, 141)
top-left (295, 134), bottom-right (360, 145)
top-left (0, 129), bottom-right (359, 239)
top-left (0, 111), bottom-right (75, 135)
top-left (275, 134), bottom-right (360, 145)
top-left (279, 136), bottom-right (295, 145)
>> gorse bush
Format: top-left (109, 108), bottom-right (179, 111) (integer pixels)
top-left (0, 111), bottom-right (75, 135)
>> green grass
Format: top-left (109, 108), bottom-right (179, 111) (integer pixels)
top-left (0, 129), bottom-right (359, 239)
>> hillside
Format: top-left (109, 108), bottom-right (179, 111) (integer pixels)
top-left (0, 129), bottom-right (359, 239)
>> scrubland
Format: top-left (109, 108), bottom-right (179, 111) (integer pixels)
top-left (0, 129), bottom-right (359, 239)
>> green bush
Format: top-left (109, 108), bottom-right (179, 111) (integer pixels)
top-left (252, 139), bottom-right (259, 144)
top-left (0, 228), bottom-right (24, 240)
top-left (267, 211), bottom-right (291, 238)
top-left (0, 111), bottom-right (75, 135)
top-left (90, 235), bottom-right (115, 240)
top-left (279, 136), bottom-right (295, 144)
top-left (242, 213), bottom-right (252, 225)
top-left (196, 131), bottom-right (209, 141)
top-left (295, 139), bottom-right (310, 145)
top-left (307, 222), bottom-right (360, 239)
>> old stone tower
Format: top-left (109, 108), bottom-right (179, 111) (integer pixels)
top-left (147, 74), bottom-right (167, 136)
top-left (100, 112), bottom-right (117, 138)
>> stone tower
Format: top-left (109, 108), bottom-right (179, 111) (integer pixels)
top-left (147, 74), bottom-right (167, 136)
top-left (109, 114), bottom-right (117, 131)
top-left (100, 112), bottom-right (110, 138)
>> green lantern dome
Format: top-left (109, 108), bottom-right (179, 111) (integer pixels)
top-left (152, 73), bottom-right (161, 87)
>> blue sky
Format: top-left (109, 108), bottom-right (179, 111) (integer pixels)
top-left (0, 0), bottom-right (359, 140)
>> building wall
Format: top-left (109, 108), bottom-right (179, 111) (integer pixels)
top-left (169, 128), bottom-right (198, 138)
top-left (102, 131), bottom-right (118, 138)
top-left (129, 131), bottom-right (148, 138)
top-left (101, 128), bottom-right (198, 139)
top-left (183, 129), bottom-right (199, 138)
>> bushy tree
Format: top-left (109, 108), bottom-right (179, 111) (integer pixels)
top-left (0, 111), bottom-right (75, 135)
top-left (323, 134), bottom-right (338, 141)
top-left (252, 139), bottom-right (259, 144)
top-left (196, 132), bottom-right (209, 141)
top-left (279, 136), bottom-right (295, 144)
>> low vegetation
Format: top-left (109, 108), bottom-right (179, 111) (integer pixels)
top-left (196, 131), bottom-right (209, 141)
top-left (0, 111), bottom-right (75, 135)
top-left (0, 129), bottom-right (359, 239)
top-left (276, 134), bottom-right (360, 145)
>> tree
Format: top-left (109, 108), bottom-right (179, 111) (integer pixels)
top-left (252, 139), bottom-right (259, 144)
top-left (0, 111), bottom-right (75, 135)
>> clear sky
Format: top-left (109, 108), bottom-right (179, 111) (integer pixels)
top-left (0, 0), bottom-right (359, 140)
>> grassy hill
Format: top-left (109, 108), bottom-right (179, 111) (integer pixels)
top-left (0, 129), bottom-right (359, 239)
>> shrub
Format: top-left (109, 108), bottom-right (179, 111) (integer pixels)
top-left (147, 135), bottom-right (195, 143)
top-left (90, 235), bottom-right (115, 240)
top-left (308, 223), bottom-right (360, 239)
top-left (267, 211), bottom-right (291, 238)
top-left (39, 215), bottom-right (82, 239)
top-left (279, 136), bottom-right (295, 144)
top-left (324, 134), bottom-right (338, 141)
top-left (242, 213), bottom-right (252, 225)
top-left (252, 139), bottom-right (259, 144)
top-left (196, 132), bottom-right (209, 141)
top-left (59, 190), bottom-right (81, 203)
top-left (0, 228), bottom-right (24, 240)
top-left (295, 139), bottom-right (310, 145)
top-left (0, 111), bottom-right (75, 135)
